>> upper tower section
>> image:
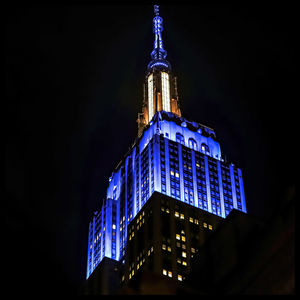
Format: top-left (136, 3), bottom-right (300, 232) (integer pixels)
top-left (138, 5), bottom-right (181, 137)
top-left (148, 5), bottom-right (171, 71)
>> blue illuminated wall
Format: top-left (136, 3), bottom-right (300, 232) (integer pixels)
top-left (86, 111), bottom-right (246, 278)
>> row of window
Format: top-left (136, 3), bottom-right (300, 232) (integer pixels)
top-left (175, 133), bottom-right (210, 154)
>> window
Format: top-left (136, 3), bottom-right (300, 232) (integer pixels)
top-left (178, 274), bottom-right (183, 281)
top-left (201, 143), bottom-right (209, 153)
top-left (176, 133), bottom-right (185, 145)
top-left (188, 138), bottom-right (197, 151)
top-left (148, 74), bottom-right (154, 121)
top-left (161, 72), bottom-right (171, 112)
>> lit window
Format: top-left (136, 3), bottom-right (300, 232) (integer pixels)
top-left (180, 213), bottom-right (184, 219)
top-left (170, 170), bottom-right (174, 176)
top-left (112, 224), bottom-right (116, 230)
top-left (176, 133), bottom-right (185, 145)
top-left (201, 143), bottom-right (210, 153)
top-left (182, 251), bottom-right (186, 258)
top-left (181, 236), bottom-right (186, 242)
top-left (203, 222), bottom-right (207, 228)
top-left (162, 244), bottom-right (166, 250)
top-left (175, 172), bottom-right (180, 178)
top-left (168, 271), bottom-right (172, 278)
top-left (178, 275), bottom-right (183, 281)
top-left (161, 72), bottom-right (170, 112)
top-left (188, 138), bottom-right (198, 151)
top-left (189, 217), bottom-right (194, 223)
top-left (182, 260), bottom-right (187, 266)
top-left (148, 74), bottom-right (154, 121)
top-left (209, 224), bottom-right (213, 230)
top-left (175, 211), bottom-right (179, 217)
top-left (191, 248), bottom-right (196, 253)
top-left (176, 234), bottom-right (180, 240)
top-left (167, 246), bottom-right (172, 252)
top-left (163, 269), bottom-right (167, 276)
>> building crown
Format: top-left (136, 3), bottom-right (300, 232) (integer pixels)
top-left (137, 5), bottom-right (181, 137)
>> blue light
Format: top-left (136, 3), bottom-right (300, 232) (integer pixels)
top-left (149, 5), bottom-right (169, 66)
top-left (86, 111), bottom-right (247, 278)
top-left (147, 60), bottom-right (170, 70)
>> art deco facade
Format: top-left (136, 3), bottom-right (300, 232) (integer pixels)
top-left (86, 5), bottom-right (246, 280)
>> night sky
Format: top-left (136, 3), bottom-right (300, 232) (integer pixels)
top-left (5, 3), bottom-right (296, 295)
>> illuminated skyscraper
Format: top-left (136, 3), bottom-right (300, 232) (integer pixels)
top-left (86, 5), bottom-right (246, 280)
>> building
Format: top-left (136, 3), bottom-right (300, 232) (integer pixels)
top-left (86, 4), bottom-right (247, 286)
top-left (123, 192), bottom-right (223, 285)
top-left (82, 191), bottom-right (294, 295)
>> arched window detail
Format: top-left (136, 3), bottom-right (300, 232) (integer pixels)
top-left (188, 138), bottom-right (197, 151)
top-left (176, 133), bottom-right (184, 145)
top-left (201, 143), bottom-right (209, 153)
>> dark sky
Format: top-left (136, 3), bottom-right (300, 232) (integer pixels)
top-left (5, 3), bottom-right (296, 296)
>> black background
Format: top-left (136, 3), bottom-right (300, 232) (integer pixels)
top-left (5, 2), bottom-right (296, 295)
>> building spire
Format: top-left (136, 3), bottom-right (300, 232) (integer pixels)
top-left (148, 5), bottom-right (171, 70)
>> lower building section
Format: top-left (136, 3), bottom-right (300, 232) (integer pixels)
top-left (123, 191), bottom-right (223, 285)
top-left (82, 191), bottom-right (294, 295)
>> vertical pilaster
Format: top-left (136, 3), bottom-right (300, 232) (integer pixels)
top-left (204, 156), bottom-right (212, 213)
top-left (165, 138), bottom-right (171, 196)
top-left (178, 143), bottom-right (185, 203)
top-left (229, 164), bottom-right (238, 210)
top-left (153, 133), bottom-right (161, 193)
top-left (191, 150), bottom-right (198, 208)
top-left (217, 160), bottom-right (226, 218)
top-left (238, 168), bottom-right (247, 213)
